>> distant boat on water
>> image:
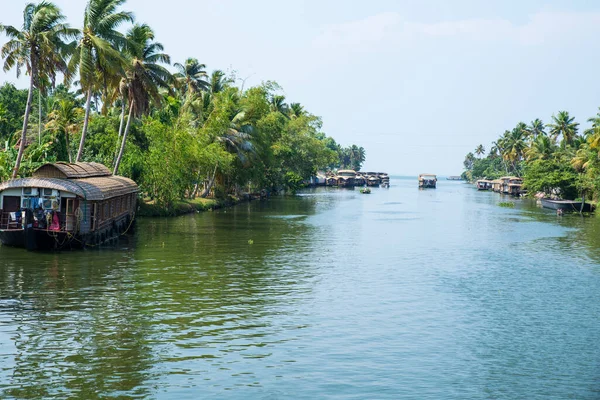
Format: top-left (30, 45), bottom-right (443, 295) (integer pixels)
top-left (418, 174), bottom-right (437, 189)
top-left (446, 176), bottom-right (463, 180)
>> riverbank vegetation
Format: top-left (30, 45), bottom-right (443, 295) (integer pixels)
top-left (0, 0), bottom-right (366, 213)
top-left (462, 110), bottom-right (600, 201)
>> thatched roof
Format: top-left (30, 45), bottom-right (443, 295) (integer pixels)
top-left (0, 176), bottom-right (138, 201)
top-left (33, 162), bottom-right (112, 179)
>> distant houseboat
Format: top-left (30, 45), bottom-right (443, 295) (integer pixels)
top-left (336, 170), bottom-right (357, 188)
top-left (326, 176), bottom-right (338, 187)
top-left (476, 179), bottom-right (493, 190)
top-left (0, 162), bottom-right (138, 250)
top-left (498, 176), bottom-right (523, 196)
top-left (418, 174), bottom-right (437, 189)
top-left (447, 176), bottom-right (463, 180)
top-left (366, 175), bottom-right (381, 187)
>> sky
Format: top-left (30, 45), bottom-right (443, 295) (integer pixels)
top-left (1, 0), bottom-right (600, 175)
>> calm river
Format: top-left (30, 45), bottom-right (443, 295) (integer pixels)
top-left (1, 178), bottom-right (599, 399)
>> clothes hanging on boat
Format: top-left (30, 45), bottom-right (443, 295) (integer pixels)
top-left (49, 212), bottom-right (61, 231)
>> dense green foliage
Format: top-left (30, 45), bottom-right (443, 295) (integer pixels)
top-left (463, 111), bottom-right (600, 200)
top-left (0, 1), bottom-right (366, 211)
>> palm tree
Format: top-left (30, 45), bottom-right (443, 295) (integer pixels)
top-left (584, 108), bottom-right (600, 137)
top-left (174, 58), bottom-right (210, 96)
top-left (548, 111), bottom-right (579, 146)
top-left (525, 135), bottom-right (555, 161)
top-left (475, 144), bottom-right (485, 158)
top-left (69, 0), bottom-right (134, 162)
top-left (45, 99), bottom-right (82, 162)
top-left (270, 95), bottom-right (289, 115)
top-left (289, 103), bottom-right (305, 119)
top-left (526, 119), bottom-right (546, 140)
top-left (501, 126), bottom-right (526, 174)
top-left (209, 70), bottom-right (230, 94)
top-left (114, 23), bottom-right (171, 174)
top-left (0, 1), bottom-right (77, 177)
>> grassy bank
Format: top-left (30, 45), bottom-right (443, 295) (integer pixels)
top-left (138, 197), bottom-right (228, 217)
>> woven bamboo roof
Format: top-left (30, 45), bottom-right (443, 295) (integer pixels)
top-left (33, 162), bottom-right (112, 179)
top-left (0, 176), bottom-right (138, 201)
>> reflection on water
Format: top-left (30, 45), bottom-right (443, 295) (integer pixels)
top-left (1, 179), bottom-right (599, 399)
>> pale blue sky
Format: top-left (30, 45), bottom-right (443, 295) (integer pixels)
top-left (1, 0), bottom-right (600, 175)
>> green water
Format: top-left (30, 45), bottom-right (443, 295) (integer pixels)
top-left (1, 179), bottom-right (599, 399)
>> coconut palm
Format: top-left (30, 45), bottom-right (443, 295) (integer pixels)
top-left (113, 23), bottom-right (172, 174)
top-left (174, 58), bottom-right (210, 96)
top-left (475, 144), bottom-right (485, 158)
top-left (270, 95), bottom-right (289, 115)
top-left (525, 135), bottom-right (555, 161)
top-left (289, 103), bottom-right (305, 119)
top-left (209, 70), bottom-right (231, 94)
top-left (548, 111), bottom-right (579, 146)
top-left (584, 108), bottom-right (600, 137)
top-left (0, 1), bottom-right (77, 177)
top-left (45, 98), bottom-right (82, 162)
top-left (69, 0), bottom-right (134, 162)
top-left (501, 126), bottom-right (526, 174)
top-left (526, 118), bottom-right (546, 141)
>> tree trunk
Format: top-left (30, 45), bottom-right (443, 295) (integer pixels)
top-left (200, 164), bottom-right (218, 198)
top-left (117, 97), bottom-right (125, 138)
top-left (65, 128), bottom-right (72, 163)
top-left (38, 90), bottom-right (42, 145)
top-left (76, 89), bottom-right (93, 162)
top-left (113, 100), bottom-right (134, 175)
top-left (12, 77), bottom-right (35, 178)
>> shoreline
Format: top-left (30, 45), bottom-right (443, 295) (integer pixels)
top-left (137, 195), bottom-right (264, 217)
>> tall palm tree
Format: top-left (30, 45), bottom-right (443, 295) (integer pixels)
top-left (0, 1), bottom-right (77, 177)
top-left (525, 135), bottom-right (555, 161)
top-left (270, 95), bottom-right (289, 115)
top-left (526, 119), bottom-right (546, 141)
top-left (114, 23), bottom-right (171, 174)
top-left (548, 111), bottom-right (579, 147)
top-left (475, 144), bottom-right (485, 158)
top-left (289, 103), bottom-right (305, 119)
top-left (174, 58), bottom-right (210, 96)
top-left (209, 70), bottom-right (230, 94)
top-left (45, 98), bottom-right (82, 162)
top-left (501, 126), bottom-right (526, 174)
top-left (584, 107), bottom-right (600, 137)
top-left (69, 0), bottom-right (134, 162)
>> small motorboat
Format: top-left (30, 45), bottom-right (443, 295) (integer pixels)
top-left (360, 187), bottom-right (371, 194)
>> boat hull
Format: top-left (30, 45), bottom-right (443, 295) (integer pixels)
top-left (540, 199), bottom-right (594, 212)
top-left (0, 230), bottom-right (25, 248)
top-left (0, 214), bottom-right (134, 250)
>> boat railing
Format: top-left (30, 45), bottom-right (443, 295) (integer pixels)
top-left (0, 210), bottom-right (75, 232)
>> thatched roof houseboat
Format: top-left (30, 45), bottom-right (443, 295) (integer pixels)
top-left (336, 170), bottom-right (357, 187)
top-left (0, 162), bottom-right (138, 250)
top-left (418, 174), bottom-right (437, 189)
top-left (476, 179), bottom-right (493, 190)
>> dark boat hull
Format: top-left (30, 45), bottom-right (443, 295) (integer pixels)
top-left (0, 230), bottom-right (25, 247)
top-left (540, 199), bottom-right (594, 212)
top-left (0, 214), bottom-right (134, 250)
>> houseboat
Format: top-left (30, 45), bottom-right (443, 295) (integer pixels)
top-left (366, 175), bottom-right (381, 187)
top-left (476, 179), bottom-right (493, 190)
top-left (336, 170), bottom-right (357, 188)
top-left (497, 176), bottom-right (523, 196)
top-left (491, 179), bottom-right (503, 192)
top-left (354, 174), bottom-right (366, 186)
top-left (0, 162), bottom-right (138, 250)
top-left (418, 174), bottom-right (437, 189)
